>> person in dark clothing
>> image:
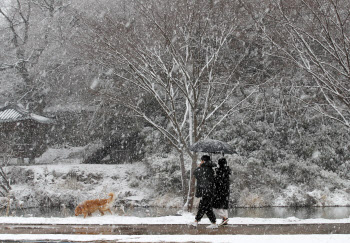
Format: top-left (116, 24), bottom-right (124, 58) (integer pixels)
top-left (189, 155), bottom-right (217, 229)
top-left (213, 157), bottom-right (231, 225)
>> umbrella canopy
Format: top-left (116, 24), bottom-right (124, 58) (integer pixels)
top-left (189, 139), bottom-right (234, 154)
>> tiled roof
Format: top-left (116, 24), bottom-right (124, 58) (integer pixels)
top-left (0, 104), bottom-right (54, 124)
top-left (0, 108), bottom-right (23, 121)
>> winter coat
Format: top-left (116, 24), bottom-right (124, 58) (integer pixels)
top-left (193, 161), bottom-right (216, 198)
top-left (213, 166), bottom-right (231, 209)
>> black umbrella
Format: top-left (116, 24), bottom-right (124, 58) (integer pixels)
top-left (189, 139), bottom-right (234, 154)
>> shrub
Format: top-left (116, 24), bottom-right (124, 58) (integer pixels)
top-left (6, 167), bottom-right (34, 185)
top-left (238, 188), bottom-right (269, 207)
top-left (144, 154), bottom-right (183, 195)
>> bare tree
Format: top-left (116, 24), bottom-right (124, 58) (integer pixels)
top-left (0, 0), bottom-right (71, 112)
top-left (77, 0), bottom-right (258, 210)
top-left (259, 0), bottom-right (350, 128)
top-left (0, 166), bottom-right (11, 197)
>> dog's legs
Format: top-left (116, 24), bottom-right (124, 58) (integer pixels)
top-left (107, 208), bottom-right (112, 215)
top-left (98, 208), bottom-right (105, 216)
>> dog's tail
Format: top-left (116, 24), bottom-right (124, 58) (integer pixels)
top-left (107, 192), bottom-right (116, 204)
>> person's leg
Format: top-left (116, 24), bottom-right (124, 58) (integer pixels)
top-left (213, 208), bottom-right (219, 217)
top-left (201, 195), bottom-right (216, 224)
top-left (195, 198), bottom-right (206, 222)
top-left (206, 206), bottom-right (216, 224)
top-left (217, 209), bottom-right (229, 225)
top-left (214, 208), bottom-right (225, 219)
top-left (223, 209), bottom-right (228, 219)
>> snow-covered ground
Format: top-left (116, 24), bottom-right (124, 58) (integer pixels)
top-left (1, 212), bottom-right (350, 225)
top-left (5, 163), bottom-right (154, 208)
top-left (2, 146), bottom-right (186, 211)
top-left (1, 214), bottom-right (350, 242)
top-left (3, 146), bottom-right (350, 211)
top-left (2, 147), bottom-right (350, 242)
top-left (4, 161), bottom-right (184, 211)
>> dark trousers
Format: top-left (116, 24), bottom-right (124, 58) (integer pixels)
top-left (195, 195), bottom-right (216, 223)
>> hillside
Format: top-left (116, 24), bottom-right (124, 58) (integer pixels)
top-left (2, 146), bottom-right (350, 212)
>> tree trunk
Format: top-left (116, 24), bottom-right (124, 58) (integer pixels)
top-left (6, 193), bottom-right (10, 216)
top-left (28, 157), bottom-right (35, 164)
top-left (0, 166), bottom-right (11, 191)
top-left (187, 155), bottom-right (197, 212)
top-left (179, 151), bottom-right (188, 203)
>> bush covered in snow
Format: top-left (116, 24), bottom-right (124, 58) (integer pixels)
top-left (3, 163), bottom-right (158, 212)
top-left (143, 153), bottom-right (184, 196)
top-left (3, 109), bottom-right (350, 209)
top-left (226, 153), bottom-right (350, 207)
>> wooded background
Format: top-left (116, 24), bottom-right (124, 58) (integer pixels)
top-left (1, 0), bottom-right (350, 208)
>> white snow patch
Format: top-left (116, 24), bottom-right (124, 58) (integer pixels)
top-left (105, 68), bottom-right (114, 75)
top-left (1, 214), bottom-right (350, 225)
top-left (312, 150), bottom-right (321, 159)
top-left (273, 185), bottom-right (300, 206)
top-left (90, 78), bottom-right (100, 90)
top-left (329, 190), bottom-right (350, 206)
top-left (30, 113), bottom-right (53, 124)
top-left (35, 146), bottom-right (85, 164)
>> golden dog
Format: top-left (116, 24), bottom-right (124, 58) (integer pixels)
top-left (75, 192), bottom-right (115, 218)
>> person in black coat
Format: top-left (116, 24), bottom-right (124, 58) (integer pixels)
top-left (189, 155), bottom-right (217, 228)
top-left (213, 157), bottom-right (231, 225)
